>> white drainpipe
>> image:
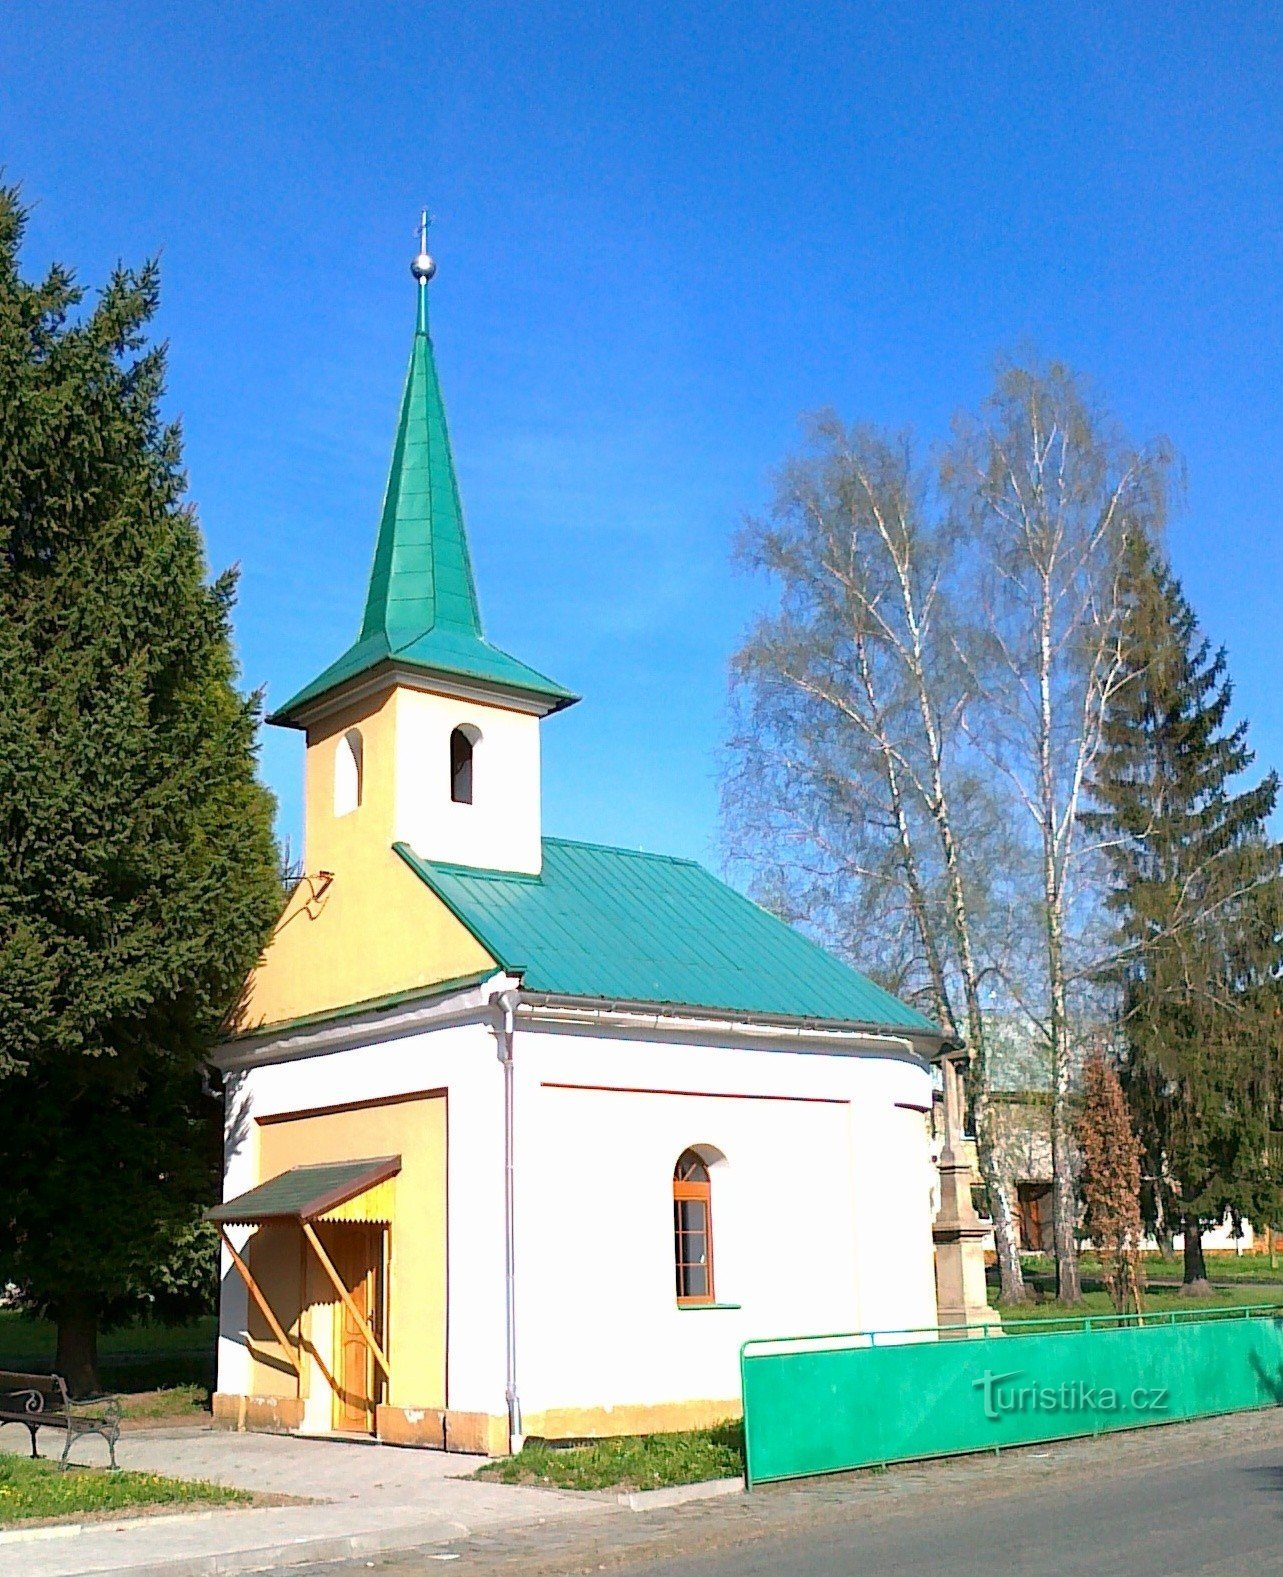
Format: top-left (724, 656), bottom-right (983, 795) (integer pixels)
top-left (493, 989), bottom-right (524, 1455)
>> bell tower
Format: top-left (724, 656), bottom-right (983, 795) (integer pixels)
top-left (269, 214), bottom-right (577, 879)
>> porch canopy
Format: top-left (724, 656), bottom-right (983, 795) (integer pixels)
top-left (208, 1156), bottom-right (400, 1385)
top-left (207, 1155), bottom-right (400, 1227)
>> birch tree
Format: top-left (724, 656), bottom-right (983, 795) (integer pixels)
top-left (725, 416), bottom-right (1032, 1302)
top-left (945, 362), bottom-right (1171, 1303)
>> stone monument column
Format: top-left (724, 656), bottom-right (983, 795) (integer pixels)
top-left (933, 1046), bottom-right (1002, 1336)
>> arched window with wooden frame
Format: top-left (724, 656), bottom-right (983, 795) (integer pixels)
top-left (450, 725), bottom-right (477, 805)
top-left (673, 1149), bottom-right (714, 1305)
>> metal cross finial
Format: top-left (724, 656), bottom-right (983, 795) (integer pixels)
top-left (411, 206), bottom-right (436, 287)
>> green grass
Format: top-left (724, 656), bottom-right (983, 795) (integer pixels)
top-left (1018, 1253), bottom-right (1283, 1285)
top-left (0, 1312), bottom-right (218, 1360)
top-left (0, 1454), bottom-right (249, 1526)
top-left (474, 1422), bottom-right (745, 1491)
top-left (993, 1283), bottom-right (1283, 1332)
top-left (118, 1384), bottom-right (211, 1423)
top-left (0, 1312), bottom-right (216, 1394)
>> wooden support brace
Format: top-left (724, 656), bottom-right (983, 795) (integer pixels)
top-left (301, 1221), bottom-right (392, 1382)
top-left (218, 1227), bottom-right (301, 1376)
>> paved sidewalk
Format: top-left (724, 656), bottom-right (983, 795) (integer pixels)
top-left (0, 1429), bottom-right (601, 1575)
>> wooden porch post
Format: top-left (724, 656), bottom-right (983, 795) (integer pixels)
top-left (217, 1227), bottom-right (301, 1376)
top-left (301, 1221), bottom-right (392, 1382)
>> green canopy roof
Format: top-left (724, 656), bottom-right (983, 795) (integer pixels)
top-left (271, 274), bottom-right (576, 725)
top-left (395, 836), bottom-right (940, 1039)
top-left (206, 1157), bottom-right (401, 1225)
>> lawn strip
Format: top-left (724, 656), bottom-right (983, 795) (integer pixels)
top-left (0, 1453), bottom-right (250, 1527)
top-left (119, 1384), bottom-right (212, 1427)
top-left (474, 1422), bottom-right (744, 1490)
top-left (992, 1284), bottom-right (1283, 1330)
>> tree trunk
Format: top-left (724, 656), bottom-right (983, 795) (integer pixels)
top-left (54, 1305), bottom-right (101, 1397)
top-left (1154, 1190), bottom-right (1174, 1260)
top-left (1048, 979), bottom-right (1082, 1304)
top-left (1180, 1214), bottom-right (1211, 1294)
top-left (1051, 1093), bottom-right (1082, 1303)
top-left (1032, 553), bottom-right (1082, 1308)
top-left (973, 1087), bottom-right (1029, 1302)
top-left (930, 754), bottom-right (1026, 1307)
top-left (1047, 975), bottom-right (1081, 1302)
top-left (865, 550), bottom-right (1027, 1307)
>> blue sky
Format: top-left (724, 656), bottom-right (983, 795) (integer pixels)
top-left (5, 4), bottom-right (1283, 865)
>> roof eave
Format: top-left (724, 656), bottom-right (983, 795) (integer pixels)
top-left (512, 988), bottom-right (944, 1054)
top-left (269, 654), bottom-right (579, 731)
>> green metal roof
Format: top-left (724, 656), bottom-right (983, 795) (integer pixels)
top-left (271, 282), bottom-right (576, 725)
top-left (206, 1156), bottom-right (401, 1225)
top-left (395, 837), bottom-right (940, 1037)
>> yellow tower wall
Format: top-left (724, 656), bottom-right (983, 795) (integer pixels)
top-left (238, 686), bottom-right (495, 1032)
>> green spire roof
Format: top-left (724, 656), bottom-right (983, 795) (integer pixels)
top-left (270, 261), bottom-right (577, 727)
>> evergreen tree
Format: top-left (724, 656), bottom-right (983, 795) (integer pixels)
top-left (0, 188), bottom-right (280, 1390)
top-left (1085, 539), bottom-right (1283, 1289)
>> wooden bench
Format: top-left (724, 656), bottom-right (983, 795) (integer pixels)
top-left (0, 1370), bottom-right (121, 1469)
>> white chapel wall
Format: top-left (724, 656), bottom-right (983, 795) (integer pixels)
top-left (509, 1028), bottom-right (938, 1416)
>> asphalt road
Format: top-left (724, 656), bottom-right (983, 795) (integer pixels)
top-left (308, 1411), bottom-right (1283, 1577)
top-left (618, 1437), bottom-right (1283, 1576)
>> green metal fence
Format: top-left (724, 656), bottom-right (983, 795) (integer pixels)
top-left (740, 1304), bottom-right (1283, 1487)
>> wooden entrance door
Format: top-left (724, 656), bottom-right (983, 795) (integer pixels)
top-left (319, 1224), bottom-right (384, 1434)
top-left (1017, 1182), bottom-right (1053, 1253)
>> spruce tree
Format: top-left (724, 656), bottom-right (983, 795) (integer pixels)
top-left (0, 188), bottom-right (281, 1390)
top-left (1086, 539), bottom-right (1283, 1289)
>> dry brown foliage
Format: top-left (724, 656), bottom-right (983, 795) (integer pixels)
top-left (1077, 1050), bottom-right (1146, 1315)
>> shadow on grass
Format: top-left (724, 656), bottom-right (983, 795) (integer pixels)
top-left (0, 1313), bottom-right (216, 1396)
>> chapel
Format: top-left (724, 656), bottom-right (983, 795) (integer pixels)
top-left (211, 222), bottom-right (945, 1453)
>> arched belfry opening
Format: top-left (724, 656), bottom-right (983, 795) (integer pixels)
top-left (450, 725), bottom-right (479, 805)
top-left (334, 728), bottom-right (364, 817)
